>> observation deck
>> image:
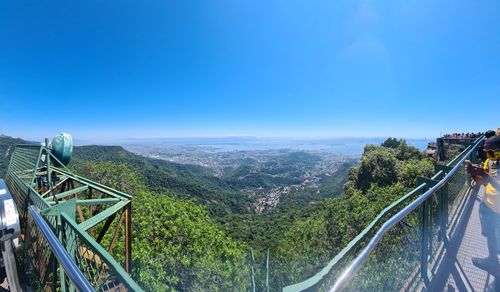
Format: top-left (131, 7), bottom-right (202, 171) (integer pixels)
top-left (440, 185), bottom-right (496, 291)
top-left (283, 135), bottom-right (498, 291)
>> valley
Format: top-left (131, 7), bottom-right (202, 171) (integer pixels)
top-left (125, 145), bottom-right (357, 213)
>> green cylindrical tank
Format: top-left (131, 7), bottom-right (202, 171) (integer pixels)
top-left (51, 133), bottom-right (73, 166)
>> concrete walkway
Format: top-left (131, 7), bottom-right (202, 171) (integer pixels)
top-left (441, 186), bottom-right (497, 291)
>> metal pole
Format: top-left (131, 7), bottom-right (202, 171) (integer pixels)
top-left (266, 249), bottom-right (270, 292)
top-left (2, 239), bottom-right (22, 292)
top-left (420, 198), bottom-right (430, 286)
top-left (45, 139), bottom-right (52, 191)
top-left (251, 248), bottom-right (256, 292)
top-left (125, 203), bottom-right (132, 274)
top-left (439, 171), bottom-right (449, 243)
top-left (58, 215), bottom-right (67, 292)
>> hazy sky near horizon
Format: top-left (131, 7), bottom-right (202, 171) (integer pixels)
top-left (1, 1), bottom-right (499, 141)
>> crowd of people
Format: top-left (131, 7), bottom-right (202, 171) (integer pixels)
top-left (465, 128), bottom-right (500, 291)
top-left (442, 132), bottom-right (483, 139)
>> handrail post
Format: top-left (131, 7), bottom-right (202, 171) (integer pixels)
top-left (436, 165), bottom-right (452, 243)
top-left (416, 176), bottom-right (439, 287)
top-left (125, 202), bottom-right (132, 273)
top-left (440, 182), bottom-right (449, 242)
top-left (58, 215), bottom-right (67, 292)
top-left (45, 140), bottom-right (52, 198)
top-left (266, 249), bottom-right (270, 292)
top-left (420, 196), bottom-right (430, 286)
top-left (251, 248), bottom-right (256, 292)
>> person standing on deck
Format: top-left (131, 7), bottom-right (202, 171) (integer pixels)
top-left (477, 130), bottom-right (497, 163)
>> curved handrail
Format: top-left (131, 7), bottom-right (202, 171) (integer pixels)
top-left (329, 136), bottom-right (484, 291)
top-left (28, 206), bottom-right (96, 292)
top-left (283, 136), bottom-right (484, 292)
top-left (282, 183), bottom-right (427, 292)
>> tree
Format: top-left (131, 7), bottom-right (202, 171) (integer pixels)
top-left (394, 140), bottom-right (423, 161)
top-left (381, 138), bottom-right (400, 149)
top-left (132, 191), bottom-right (250, 291)
top-left (71, 161), bottom-right (145, 194)
top-left (356, 147), bottom-right (398, 191)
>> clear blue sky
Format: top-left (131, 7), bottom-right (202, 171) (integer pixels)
top-left (1, 1), bottom-right (499, 141)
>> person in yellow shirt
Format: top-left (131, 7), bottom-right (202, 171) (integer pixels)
top-left (471, 135), bottom-right (500, 285)
top-left (482, 135), bottom-right (500, 213)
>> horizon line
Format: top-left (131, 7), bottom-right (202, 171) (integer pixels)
top-left (2, 132), bottom-right (438, 143)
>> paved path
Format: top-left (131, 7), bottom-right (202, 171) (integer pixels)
top-left (443, 186), bottom-right (497, 291)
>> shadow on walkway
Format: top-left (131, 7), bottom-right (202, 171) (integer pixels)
top-left (430, 185), bottom-right (496, 291)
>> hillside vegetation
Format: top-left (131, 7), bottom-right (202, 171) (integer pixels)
top-left (0, 135), bottom-right (434, 291)
top-left (267, 139), bottom-right (434, 288)
top-left (71, 138), bottom-right (432, 290)
top-left (73, 145), bottom-right (251, 216)
top-left (72, 161), bottom-right (250, 291)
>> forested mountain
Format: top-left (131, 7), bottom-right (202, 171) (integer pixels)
top-left (268, 139), bottom-right (434, 288)
top-left (69, 161), bottom-right (250, 291)
top-left (71, 138), bottom-right (432, 290)
top-left (0, 134), bottom-right (434, 291)
top-left (69, 144), bottom-right (357, 290)
top-left (73, 145), bottom-right (355, 216)
top-left (73, 145), bottom-right (250, 216)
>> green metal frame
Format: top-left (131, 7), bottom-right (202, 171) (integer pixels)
top-left (5, 143), bottom-right (142, 291)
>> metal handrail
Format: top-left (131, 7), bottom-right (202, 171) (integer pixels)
top-left (329, 136), bottom-right (485, 291)
top-left (283, 136), bottom-right (483, 292)
top-left (28, 206), bottom-right (96, 292)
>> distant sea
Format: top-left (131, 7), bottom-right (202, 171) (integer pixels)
top-left (116, 137), bottom-right (433, 156)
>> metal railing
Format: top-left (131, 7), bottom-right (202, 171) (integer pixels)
top-left (28, 206), bottom-right (96, 292)
top-left (284, 136), bottom-right (484, 291)
top-left (330, 136), bottom-right (483, 291)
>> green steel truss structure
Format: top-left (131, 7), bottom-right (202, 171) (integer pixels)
top-left (5, 143), bottom-right (142, 291)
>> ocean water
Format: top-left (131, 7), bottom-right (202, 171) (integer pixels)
top-left (122, 137), bottom-right (433, 156)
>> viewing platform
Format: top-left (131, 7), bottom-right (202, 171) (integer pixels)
top-left (284, 135), bottom-right (498, 292)
top-left (441, 185), bottom-right (496, 291)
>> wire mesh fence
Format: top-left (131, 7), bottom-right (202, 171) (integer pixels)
top-left (24, 208), bottom-right (57, 291)
top-left (342, 205), bottom-right (423, 291)
top-left (61, 214), bottom-right (131, 291)
top-left (335, 139), bottom-right (478, 291)
top-left (281, 137), bottom-right (483, 291)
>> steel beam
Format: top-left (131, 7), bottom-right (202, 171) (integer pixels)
top-left (45, 185), bottom-right (88, 202)
top-left (78, 201), bottom-right (128, 231)
top-left (125, 203), bottom-right (132, 273)
top-left (96, 213), bottom-right (117, 244)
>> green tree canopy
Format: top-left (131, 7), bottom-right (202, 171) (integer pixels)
top-left (356, 147), bottom-right (399, 191)
top-left (381, 137), bottom-right (400, 149)
top-left (132, 191), bottom-right (250, 291)
top-left (70, 161), bottom-right (250, 291)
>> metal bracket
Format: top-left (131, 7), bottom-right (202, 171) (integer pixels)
top-left (435, 165), bottom-right (453, 175)
top-left (41, 198), bottom-right (77, 219)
